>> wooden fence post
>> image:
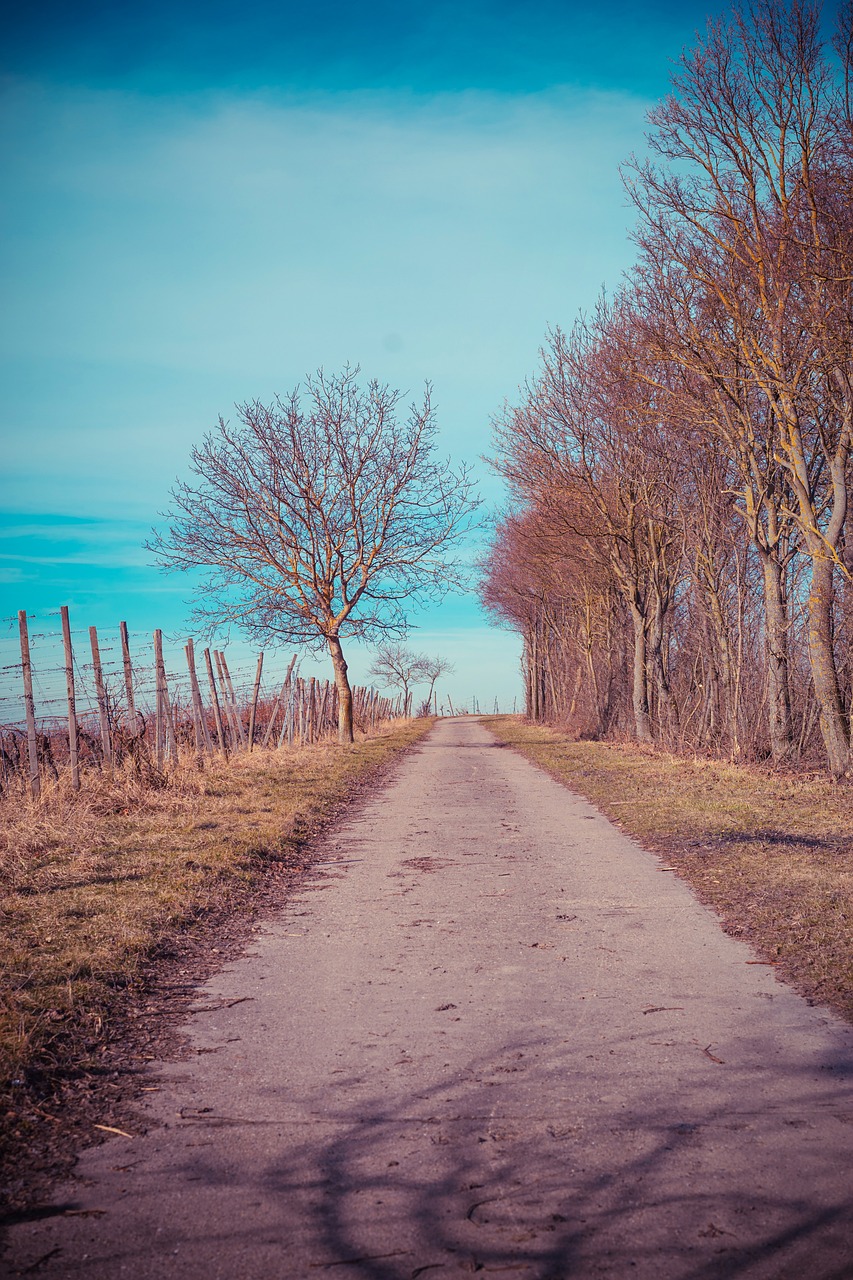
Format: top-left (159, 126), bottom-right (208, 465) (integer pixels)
top-left (119, 620), bottom-right (137, 730)
top-left (61, 606), bottom-right (80, 791)
top-left (214, 651), bottom-right (239, 748)
top-left (89, 625), bottom-right (113, 768)
top-left (248, 653), bottom-right (264, 751)
top-left (317, 681), bottom-right (329, 739)
top-left (163, 657), bottom-right (178, 761)
top-left (297, 678), bottom-right (307, 745)
top-left (307, 677), bottom-right (317, 745)
top-left (185, 639), bottom-right (213, 756)
top-left (264, 654), bottom-right (298, 748)
top-left (153, 631), bottom-right (178, 765)
top-left (280, 677), bottom-right (293, 748)
top-left (153, 630), bottom-right (165, 768)
top-left (219, 652), bottom-right (247, 747)
top-left (203, 648), bottom-right (228, 758)
top-left (18, 610), bottom-right (40, 801)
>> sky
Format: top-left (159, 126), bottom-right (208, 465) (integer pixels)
top-left (0, 0), bottom-right (720, 715)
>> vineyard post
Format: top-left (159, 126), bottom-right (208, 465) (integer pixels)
top-left (61, 606), bottom-right (80, 791)
top-left (298, 678), bottom-right (307, 745)
top-left (280, 679), bottom-right (291, 748)
top-left (184, 641), bottom-right (208, 760)
top-left (214, 651), bottom-right (239, 748)
top-left (219, 652), bottom-right (247, 747)
top-left (203, 648), bottom-right (228, 758)
top-left (318, 680), bottom-right (329, 739)
top-left (265, 654), bottom-right (298, 749)
top-left (285, 675), bottom-right (295, 747)
top-left (119, 621), bottom-right (137, 730)
top-left (17, 610), bottom-right (40, 801)
top-left (213, 651), bottom-right (234, 745)
top-left (89, 626), bottom-right (113, 768)
top-left (153, 630), bottom-right (165, 768)
top-left (185, 639), bottom-right (213, 756)
top-left (307, 676), bottom-right (317, 744)
top-left (162, 648), bottom-right (178, 760)
top-left (248, 652), bottom-right (264, 751)
top-left (153, 630), bottom-right (178, 766)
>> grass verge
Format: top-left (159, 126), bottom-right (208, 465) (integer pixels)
top-left (481, 716), bottom-right (853, 1024)
top-left (0, 719), bottom-right (432, 1208)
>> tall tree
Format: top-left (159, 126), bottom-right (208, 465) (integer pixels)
top-left (150, 367), bottom-right (476, 743)
top-left (626, 0), bottom-right (853, 774)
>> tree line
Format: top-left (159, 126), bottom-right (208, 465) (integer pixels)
top-left (481, 2), bottom-right (853, 778)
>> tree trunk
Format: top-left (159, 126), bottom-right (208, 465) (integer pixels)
top-left (327, 634), bottom-right (354, 744)
top-left (806, 556), bottom-right (850, 779)
top-left (704, 576), bottom-right (738, 755)
top-left (629, 604), bottom-right (653, 743)
top-left (759, 552), bottom-right (794, 763)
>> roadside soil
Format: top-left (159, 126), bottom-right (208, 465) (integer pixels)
top-left (3, 716), bottom-right (852, 1279)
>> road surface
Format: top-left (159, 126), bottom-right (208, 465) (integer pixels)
top-left (5, 717), bottom-right (853, 1278)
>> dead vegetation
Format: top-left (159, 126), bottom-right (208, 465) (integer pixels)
top-left (482, 716), bottom-right (853, 1024)
top-left (0, 719), bottom-right (431, 1207)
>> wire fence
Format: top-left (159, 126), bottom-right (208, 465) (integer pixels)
top-left (1, 609), bottom-right (405, 799)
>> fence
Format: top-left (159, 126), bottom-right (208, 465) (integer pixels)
top-left (1, 609), bottom-right (404, 800)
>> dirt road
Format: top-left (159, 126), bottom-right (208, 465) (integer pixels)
top-left (5, 718), bottom-right (853, 1278)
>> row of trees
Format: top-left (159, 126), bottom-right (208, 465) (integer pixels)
top-left (482, 1), bottom-right (853, 777)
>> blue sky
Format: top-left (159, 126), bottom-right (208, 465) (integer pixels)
top-left (1, 0), bottom-right (718, 711)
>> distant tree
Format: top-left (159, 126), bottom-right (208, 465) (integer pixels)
top-left (150, 366), bottom-right (476, 743)
top-left (418, 655), bottom-right (454, 712)
top-left (368, 643), bottom-right (454, 715)
top-left (368, 642), bottom-right (428, 714)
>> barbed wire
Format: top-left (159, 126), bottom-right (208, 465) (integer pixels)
top-left (0, 610), bottom-right (304, 731)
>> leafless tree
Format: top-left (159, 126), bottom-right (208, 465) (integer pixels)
top-left (419, 654), bottom-right (455, 712)
top-left (369, 642), bottom-right (454, 715)
top-left (150, 366), bottom-right (477, 743)
top-left (482, 4), bottom-right (853, 777)
top-left (626, 0), bottom-right (853, 774)
top-left (368, 642), bottom-right (427, 715)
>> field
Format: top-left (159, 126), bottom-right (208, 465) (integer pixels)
top-left (482, 717), bottom-right (853, 1024)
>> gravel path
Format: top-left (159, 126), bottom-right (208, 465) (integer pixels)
top-left (5, 717), bottom-right (853, 1278)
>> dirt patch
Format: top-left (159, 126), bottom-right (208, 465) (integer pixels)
top-left (399, 856), bottom-right (457, 873)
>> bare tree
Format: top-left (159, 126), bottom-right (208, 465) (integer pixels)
top-left (419, 654), bottom-right (455, 712)
top-left (369, 642), bottom-right (454, 715)
top-left (150, 366), bottom-right (477, 743)
top-left (626, 0), bottom-right (853, 774)
top-left (368, 642), bottom-right (427, 715)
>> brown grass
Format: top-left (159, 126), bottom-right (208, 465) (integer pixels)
top-left (0, 720), bottom-right (431, 1171)
top-left (481, 716), bottom-right (853, 1024)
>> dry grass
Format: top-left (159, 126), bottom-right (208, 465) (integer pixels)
top-left (0, 721), bottom-right (431, 1144)
top-left (481, 716), bottom-right (853, 1024)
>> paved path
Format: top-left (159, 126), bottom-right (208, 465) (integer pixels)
top-left (5, 718), bottom-right (853, 1278)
